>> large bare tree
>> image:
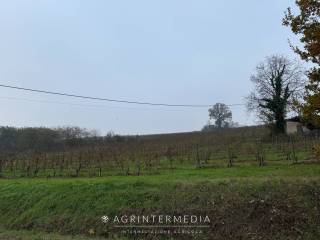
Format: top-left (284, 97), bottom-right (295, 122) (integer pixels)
top-left (208, 103), bottom-right (232, 128)
top-left (247, 55), bottom-right (305, 133)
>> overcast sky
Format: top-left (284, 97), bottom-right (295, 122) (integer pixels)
top-left (0, 0), bottom-right (300, 135)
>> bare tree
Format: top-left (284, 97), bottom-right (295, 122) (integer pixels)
top-left (208, 103), bottom-right (232, 129)
top-left (247, 55), bottom-right (305, 133)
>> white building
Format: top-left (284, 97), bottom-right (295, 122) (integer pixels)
top-left (286, 117), bottom-right (310, 135)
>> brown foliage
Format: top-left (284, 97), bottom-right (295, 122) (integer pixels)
top-left (283, 0), bottom-right (320, 126)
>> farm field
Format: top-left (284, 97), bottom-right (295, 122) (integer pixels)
top-left (0, 163), bottom-right (320, 240)
top-left (1, 126), bottom-right (319, 178)
top-left (0, 0), bottom-right (319, 239)
top-left (0, 127), bottom-right (320, 239)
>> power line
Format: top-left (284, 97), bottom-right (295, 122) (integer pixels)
top-left (0, 84), bottom-right (245, 108)
top-left (0, 96), bottom-right (199, 111)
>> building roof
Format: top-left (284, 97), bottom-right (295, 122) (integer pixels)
top-left (286, 116), bottom-right (301, 123)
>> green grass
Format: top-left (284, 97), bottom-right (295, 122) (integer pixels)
top-left (2, 163), bottom-right (320, 184)
top-left (0, 228), bottom-right (118, 240)
top-left (0, 164), bottom-right (320, 239)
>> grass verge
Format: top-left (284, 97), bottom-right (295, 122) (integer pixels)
top-left (0, 164), bottom-right (320, 239)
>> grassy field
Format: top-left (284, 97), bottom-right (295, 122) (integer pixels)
top-left (0, 163), bottom-right (320, 240)
top-left (0, 121), bottom-right (319, 240)
top-left (0, 228), bottom-right (109, 240)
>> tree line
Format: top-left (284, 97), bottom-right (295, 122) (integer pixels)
top-left (0, 126), bottom-right (130, 154)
